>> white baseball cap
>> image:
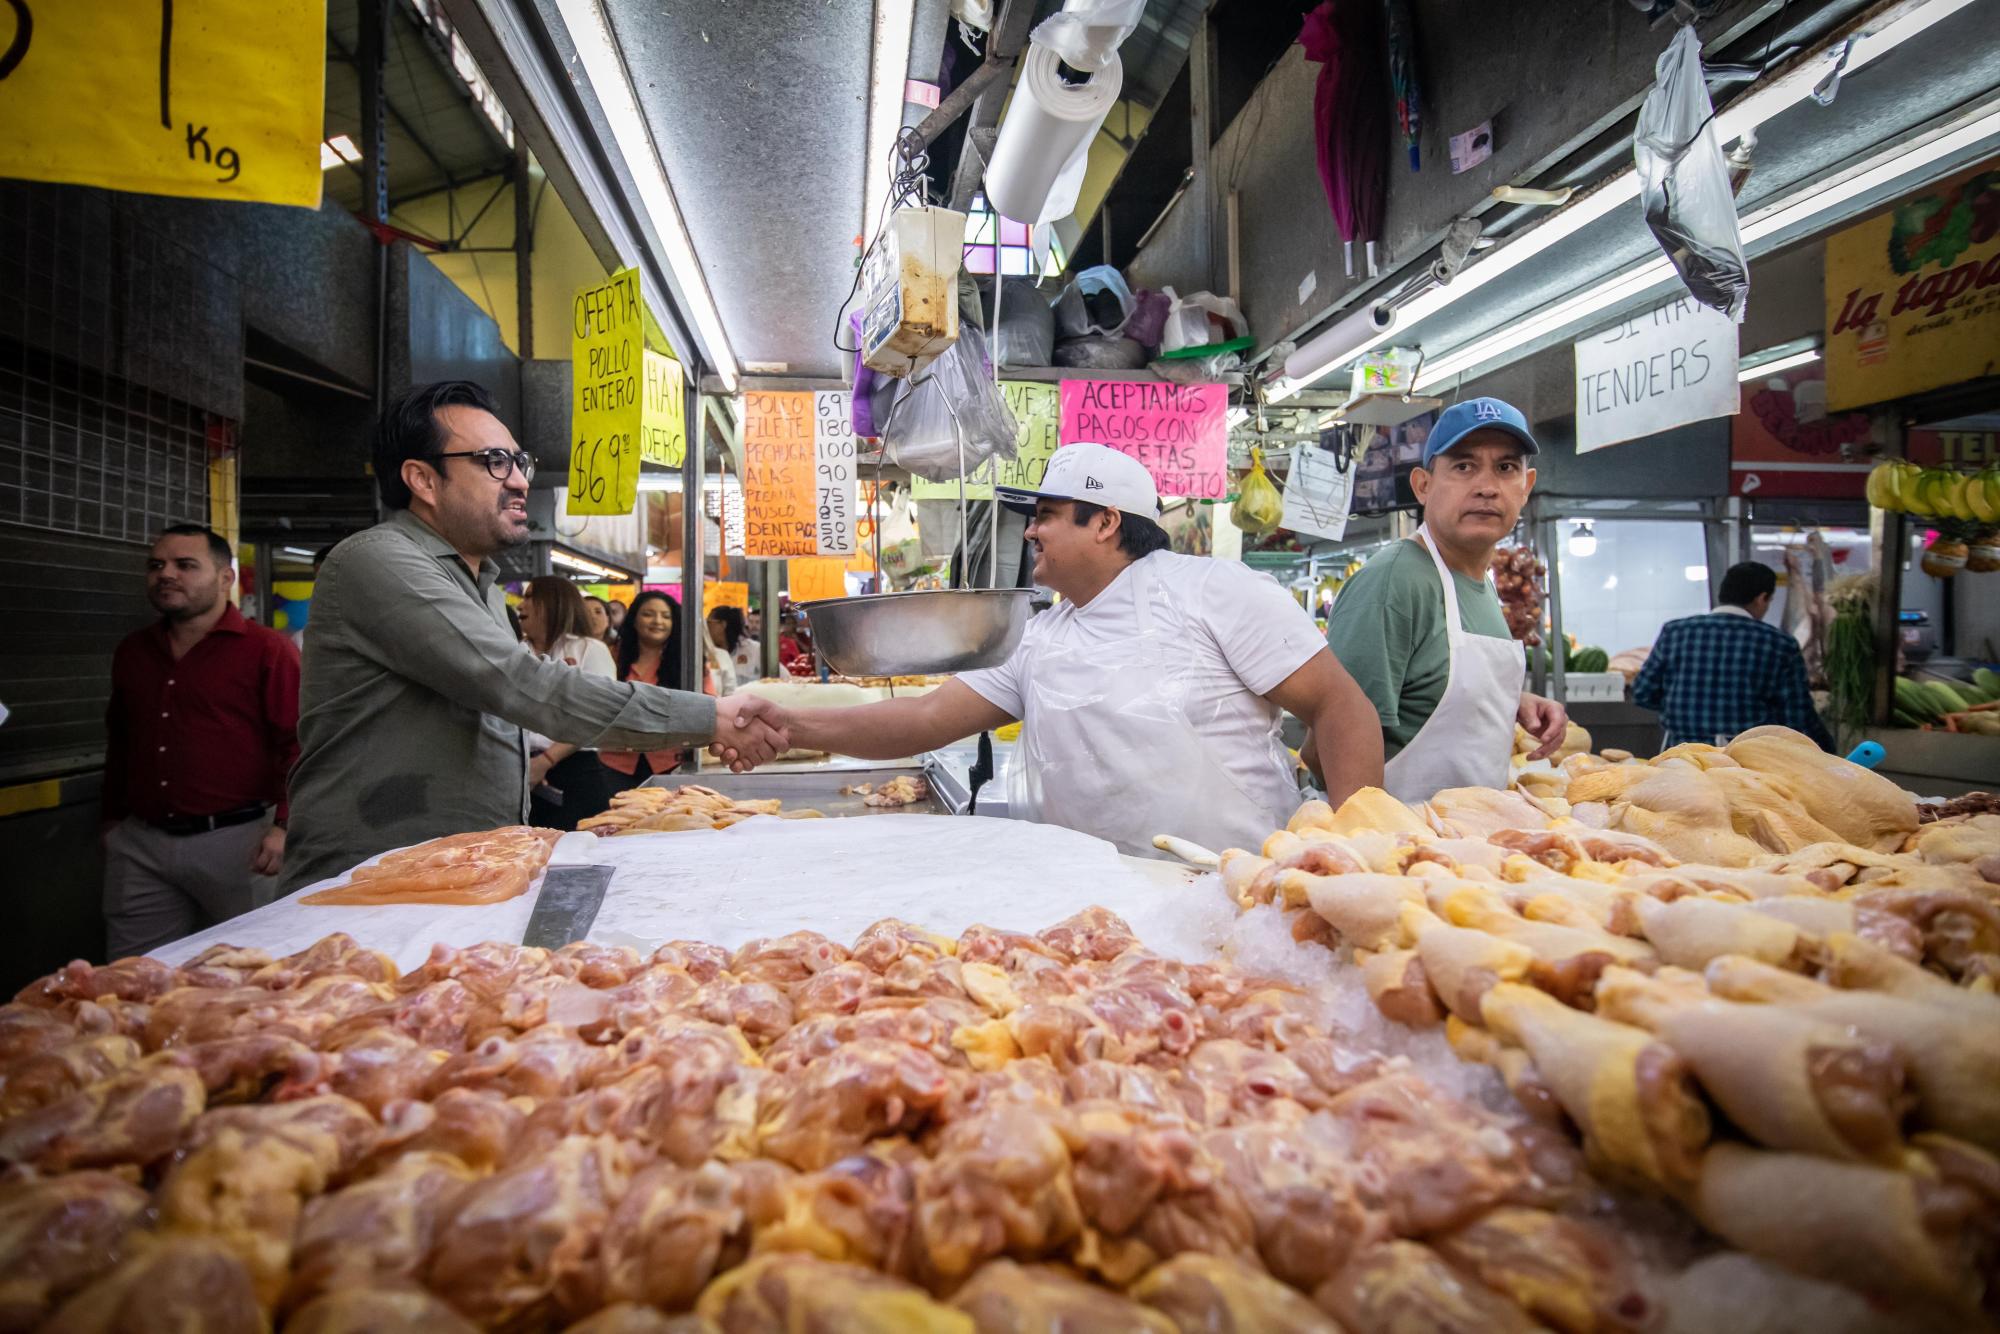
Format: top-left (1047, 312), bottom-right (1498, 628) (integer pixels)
top-left (996, 442), bottom-right (1161, 520)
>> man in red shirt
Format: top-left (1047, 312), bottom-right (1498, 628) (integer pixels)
top-left (102, 524), bottom-right (301, 958)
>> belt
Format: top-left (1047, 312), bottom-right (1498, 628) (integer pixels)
top-left (146, 803), bottom-right (269, 836)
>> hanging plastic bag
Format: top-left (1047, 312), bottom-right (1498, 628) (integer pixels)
top-left (1159, 287), bottom-right (1249, 354)
top-left (1635, 25), bottom-right (1749, 320)
top-left (1030, 0), bottom-right (1146, 74)
top-left (1232, 448), bottom-right (1284, 537)
top-left (979, 276), bottom-right (1056, 368)
top-left (1124, 288), bottom-right (1172, 351)
top-left (1052, 265), bottom-right (1135, 338)
top-left (881, 325), bottom-right (1019, 483)
top-left (1052, 335), bottom-right (1146, 370)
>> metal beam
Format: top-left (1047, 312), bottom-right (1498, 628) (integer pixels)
top-left (680, 376), bottom-right (706, 737)
top-left (327, 28), bottom-right (464, 193)
top-left (1187, 11), bottom-right (1217, 293)
top-left (360, 0), bottom-right (391, 413)
top-left (514, 145), bottom-right (535, 358)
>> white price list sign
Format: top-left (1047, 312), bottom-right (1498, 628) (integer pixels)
top-left (704, 475), bottom-right (746, 556)
top-left (813, 391), bottom-right (858, 556)
top-left (1281, 444), bottom-right (1355, 542)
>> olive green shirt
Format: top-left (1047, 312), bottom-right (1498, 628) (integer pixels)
top-left (1324, 538), bottom-right (1513, 759)
top-left (282, 509), bottom-right (715, 892)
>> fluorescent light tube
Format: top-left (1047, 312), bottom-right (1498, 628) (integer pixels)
top-left (1411, 98), bottom-right (2000, 391)
top-left (864, 0), bottom-right (919, 242)
top-left (551, 0), bottom-right (741, 392)
top-left (1739, 348), bottom-right (1821, 380)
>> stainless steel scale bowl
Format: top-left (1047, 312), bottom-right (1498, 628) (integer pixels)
top-left (801, 588), bottom-right (1033, 676)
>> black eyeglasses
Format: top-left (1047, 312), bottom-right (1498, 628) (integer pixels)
top-left (431, 448), bottom-right (535, 482)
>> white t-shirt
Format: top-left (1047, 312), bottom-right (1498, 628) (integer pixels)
top-left (961, 551), bottom-right (1326, 842)
top-left (527, 634), bottom-right (617, 754)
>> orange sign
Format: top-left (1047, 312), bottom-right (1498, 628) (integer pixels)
top-left (704, 581), bottom-right (750, 614)
top-left (787, 556), bottom-right (849, 603)
top-left (742, 392), bottom-right (818, 556)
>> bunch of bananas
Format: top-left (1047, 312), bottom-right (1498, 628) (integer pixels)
top-left (1868, 462), bottom-right (2000, 575)
top-left (1865, 461), bottom-right (2000, 523)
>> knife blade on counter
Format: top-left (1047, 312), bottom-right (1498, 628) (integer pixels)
top-left (522, 831), bottom-right (613, 949)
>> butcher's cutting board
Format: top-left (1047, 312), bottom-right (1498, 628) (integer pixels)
top-left (150, 816), bottom-right (1226, 972)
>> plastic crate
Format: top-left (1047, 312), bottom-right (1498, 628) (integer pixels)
top-left (1564, 671), bottom-right (1627, 703)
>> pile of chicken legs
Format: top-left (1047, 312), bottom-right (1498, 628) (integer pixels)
top-left (1217, 726), bottom-right (2000, 1326)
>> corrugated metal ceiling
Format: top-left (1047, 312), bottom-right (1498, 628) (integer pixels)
top-left (323, 0), bottom-right (519, 212)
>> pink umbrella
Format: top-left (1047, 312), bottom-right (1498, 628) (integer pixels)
top-left (1300, 0), bottom-right (1389, 277)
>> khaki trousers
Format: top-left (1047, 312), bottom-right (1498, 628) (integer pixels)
top-left (102, 815), bottom-right (278, 960)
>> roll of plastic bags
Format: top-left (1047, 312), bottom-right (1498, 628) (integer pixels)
top-left (1635, 24), bottom-right (1748, 320)
top-left (1030, 0), bottom-right (1146, 74)
top-left (881, 326), bottom-right (1020, 483)
top-left (984, 40), bottom-right (1122, 225)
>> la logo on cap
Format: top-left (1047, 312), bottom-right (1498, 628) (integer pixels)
top-left (1472, 400), bottom-right (1505, 421)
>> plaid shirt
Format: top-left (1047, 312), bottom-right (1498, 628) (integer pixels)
top-left (1632, 608), bottom-right (1835, 751)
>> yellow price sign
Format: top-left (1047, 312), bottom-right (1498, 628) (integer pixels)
top-left (640, 349), bottom-right (687, 467)
top-left (569, 268), bottom-right (643, 516)
top-left (0, 0), bottom-right (325, 207)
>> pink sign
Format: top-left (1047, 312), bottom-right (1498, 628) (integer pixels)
top-left (1058, 380), bottom-right (1229, 498)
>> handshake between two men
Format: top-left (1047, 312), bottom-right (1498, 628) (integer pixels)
top-left (706, 694), bottom-right (795, 772)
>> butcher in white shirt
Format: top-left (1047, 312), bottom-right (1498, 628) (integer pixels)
top-left (774, 443), bottom-right (1383, 856)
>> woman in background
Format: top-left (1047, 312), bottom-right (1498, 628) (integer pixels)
top-left (600, 590), bottom-right (712, 791)
top-left (517, 576), bottom-right (617, 828)
top-left (705, 605), bottom-right (746, 696)
top-left (581, 595), bottom-right (615, 644)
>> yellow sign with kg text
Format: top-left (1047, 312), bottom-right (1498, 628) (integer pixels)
top-left (1824, 160), bottom-right (2000, 412)
top-left (640, 349), bottom-right (687, 467)
top-left (0, 0), bottom-right (326, 207)
top-left (570, 269), bottom-right (644, 516)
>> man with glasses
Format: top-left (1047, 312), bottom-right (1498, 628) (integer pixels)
top-left (280, 381), bottom-right (789, 894)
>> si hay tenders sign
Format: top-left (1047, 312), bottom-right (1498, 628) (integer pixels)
top-left (0, 0), bottom-right (325, 207)
top-left (1823, 161), bottom-right (2000, 412)
top-left (1572, 297), bottom-right (1739, 454)
top-left (570, 269), bottom-right (645, 516)
top-left (640, 350), bottom-right (687, 467)
top-left (1059, 381), bottom-right (1228, 497)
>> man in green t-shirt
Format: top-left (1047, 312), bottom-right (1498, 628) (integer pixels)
top-left (1321, 397), bottom-right (1567, 803)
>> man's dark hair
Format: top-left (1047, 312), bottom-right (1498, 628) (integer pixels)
top-left (371, 380), bottom-right (502, 510)
top-left (1718, 561), bottom-right (1778, 607)
top-left (1071, 501), bottom-right (1172, 560)
top-left (158, 523), bottom-right (233, 568)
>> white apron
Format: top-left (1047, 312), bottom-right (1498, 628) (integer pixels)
top-left (1382, 526), bottom-right (1525, 804)
top-left (1007, 560), bottom-right (1300, 858)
